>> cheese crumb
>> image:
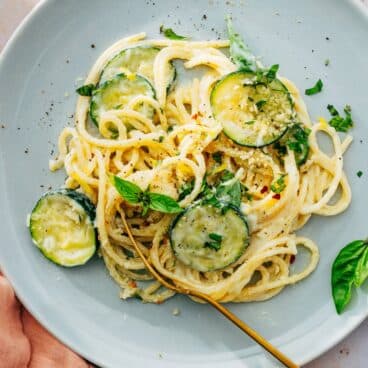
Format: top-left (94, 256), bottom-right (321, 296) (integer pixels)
top-left (172, 307), bottom-right (181, 316)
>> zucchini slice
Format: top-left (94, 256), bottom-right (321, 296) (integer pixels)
top-left (90, 73), bottom-right (155, 126)
top-left (29, 189), bottom-right (97, 267)
top-left (99, 46), bottom-right (176, 88)
top-left (211, 71), bottom-right (294, 147)
top-left (170, 203), bottom-right (249, 272)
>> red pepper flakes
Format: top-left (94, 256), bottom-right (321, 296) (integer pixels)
top-left (290, 255), bottom-right (296, 264)
top-left (191, 113), bottom-right (198, 120)
top-left (260, 186), bottom-right (268, 194)
top-left (272, 193), bottom-right (281, 200)
top-left (128, 280), bottom-right (137, 288)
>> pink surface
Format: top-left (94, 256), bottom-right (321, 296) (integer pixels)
top-left (0, 1), bottom-right (367, 367)
top-left (0, 273), bottom-right (91, 368)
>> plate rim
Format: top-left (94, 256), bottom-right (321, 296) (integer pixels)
top-left (0, 0), bottom-right (367, 366)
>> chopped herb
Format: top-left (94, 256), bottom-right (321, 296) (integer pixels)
top-left (305, 79), bottom-right (323, 95)
top-left (76, 84), bottom-right (95, 96)
top-left (327, 104), bottom-right (339, 116)
top-left (178, 180), bottom-right (194, 200)
top-left (240, 184), bottom-right (252, 201)
top-left (327, 104), bottom-right (354, 132)
top-left (265, 64), bottom-right (279, 81)
top-left (108, 127), bottom-right (119, 139)
top-left (248, 96), bottom-right (254, 102)
top-left (212, 151), bottom-right (222, 164)
top-left (245, 120), bottom-right (255, 125)
top-left (167, 125), bottom-right (174, 133)
top-left (220, 170), bottom-right (235, 182)
top-left (324, 59), bottom-right (330, 66)
top-left (205, 233), bottom-right (222, 251)
top-left (158, 136), bottom-right (164, 143)
top-left (255, 99), bottom-right (267, 110)
top-left (204, 241), bottom-right (221, 251)
top-left (270, 174), bottom-right (287, 194)
top-left (160, 25), bottom-right (188, 40)
top-left (273, 141), bottom-right (287, 156)
top-left (209, 233), bottom-right (223, 242)
top-left (357, 171), bottom-right (363, 178)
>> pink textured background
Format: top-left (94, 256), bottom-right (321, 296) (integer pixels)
top-left (0, 1), bottom-right (367, 367)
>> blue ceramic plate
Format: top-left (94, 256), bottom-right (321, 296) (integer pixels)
top-left (0, 1), bottom-right (367, 367)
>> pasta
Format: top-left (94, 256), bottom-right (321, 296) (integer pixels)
top-left (50, 32), bottom-right (351, 304)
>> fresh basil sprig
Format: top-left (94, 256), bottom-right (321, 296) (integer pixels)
top-left (111, 176), bottom-right (182, 215)
top-left (159, 25), bottom-right (189, 40)
top-left (331, 239), bottom-right (368, 314)
top-left (76, 84), bottom-right (96, 96)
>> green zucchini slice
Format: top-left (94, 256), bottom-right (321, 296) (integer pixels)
top-left (170, 203), bottom-right (249, 272)
top-left (211, 71), bottom-right (294, 147)
top-left (29, 189), bottom-right (97, 267)
top-left (90, 73), bottom-right (155, 126)
top-left (99, 46), bottom-right (176, 88)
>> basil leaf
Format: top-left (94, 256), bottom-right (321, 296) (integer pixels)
top-left (355, 246), bottom-right (368, 287)
top-left (148, 193), bottom-right (183, 213)
top-left (305, 79), bottom-right (323, 95)
top-left (76, 84), bottom-right (96, 96)
top-left (215, 178), bottom-right (241, 208)
top-left (160, 25), bottom-right (188, 40)
top-left (331, 240), bottom-right (368, 314)
top-left (111, 176), bottom-right (142, 204)
top-left (226, 16), bottom-right (257, 71)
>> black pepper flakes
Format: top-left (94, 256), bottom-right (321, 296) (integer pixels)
top-left (91, 44), bottom-right (95, 49)
top-left (202, 14), bottom-right (207, 20)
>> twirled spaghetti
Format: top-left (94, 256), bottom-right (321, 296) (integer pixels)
top-left (50, 32), bottom-right (351, 304)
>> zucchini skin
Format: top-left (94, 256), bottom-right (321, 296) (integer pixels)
top-left (169, 202), bottom-right (249, 272)
top-left (99, 45), bottom-right (176, 89)
top-left (210, 70), bottom-right (294, 148)
top-left (90, 73), bottom-right (156, 126)
top-left (29, 189), bottom-right (98, 267)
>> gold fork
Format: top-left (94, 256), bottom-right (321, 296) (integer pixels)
top-left (121, 215), bottom-right (299, 368)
